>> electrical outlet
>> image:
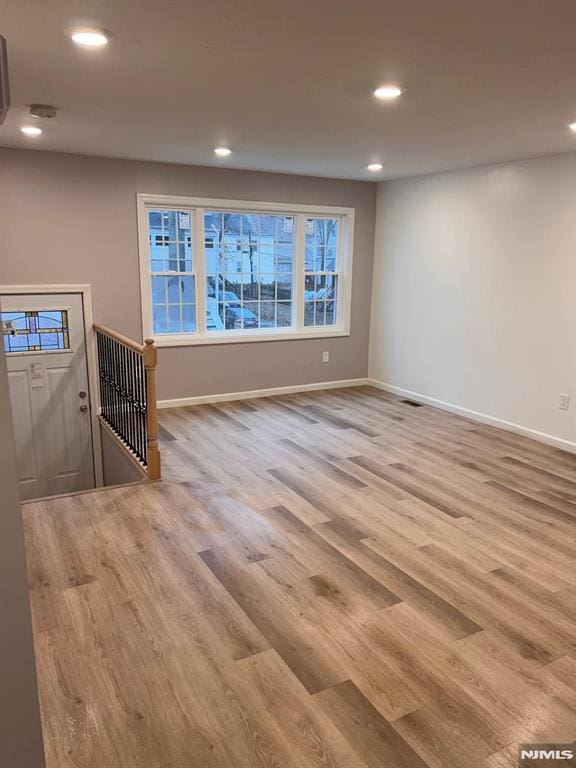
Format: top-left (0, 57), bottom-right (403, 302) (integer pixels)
top-left (322, 351), bottom-right (329, 363)
top-left (559, 394), bottom-right (570, 411)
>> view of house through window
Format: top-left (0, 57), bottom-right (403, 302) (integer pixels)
top-left (148, 210), bottom-right (195, 334)
top-left (142, 197), bottom-right (353, 343)
top-left (204, 211), bottom-right (294, 331)
top-left (304, 217), bottom-right (338, 327)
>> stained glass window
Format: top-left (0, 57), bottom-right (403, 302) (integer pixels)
top-left (1, 310), bottom-right (70, 353)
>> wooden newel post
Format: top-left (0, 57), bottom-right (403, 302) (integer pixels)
top-left (143, 338), bottom-right (161, 481)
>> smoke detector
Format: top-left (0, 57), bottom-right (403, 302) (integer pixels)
top-left (29, 104), bottom-right (58, 119)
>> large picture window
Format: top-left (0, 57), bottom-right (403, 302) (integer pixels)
top-left (138, 195), bottom-right (354, 345)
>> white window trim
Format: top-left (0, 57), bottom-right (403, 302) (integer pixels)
top-left (137, 193), bottom-right (355, 347)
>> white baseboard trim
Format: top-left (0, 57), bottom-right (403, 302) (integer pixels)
top-left (368, 379), bottom-right (576, 454)
top-left (158, 378), bottom-right (370, 409)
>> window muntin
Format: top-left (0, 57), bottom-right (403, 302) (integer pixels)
top-left (148, 210), bottom-right (196, 334)
top-left (2, 310), bottom-right (70, 353)
top-left (140, 197), bottom-right (353, 344)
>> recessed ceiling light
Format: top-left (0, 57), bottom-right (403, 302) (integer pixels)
top-left (568, 122), bottom-right (576, 132)
top-left (68, 27), bottom-right (111, 47)
top-left (214, 147), bottom-right (232, 157)
top-left (373, 85), bottom-right (403, 100)
top-left (367, 162), bottom-right (383, 172)
top-left (20, 125), bottom-right (42, 136)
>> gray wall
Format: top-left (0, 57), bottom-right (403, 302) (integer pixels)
top-left (0, 346), bottom-right (45, 767)
top-left (0, 148), bottom-right (376, 400)
top-left (370, 152), bottom-right (576, 449)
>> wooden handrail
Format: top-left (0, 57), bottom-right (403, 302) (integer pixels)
top-left (94, 324), bottom-right (161, 481)
top-left (93, 323), bottom-right (144, 354)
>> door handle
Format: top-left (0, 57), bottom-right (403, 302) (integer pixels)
top-left (80, 404), bottom-right (88, 413)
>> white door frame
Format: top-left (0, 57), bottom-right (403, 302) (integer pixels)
top-left (0, 284), bottom-right (104, 488)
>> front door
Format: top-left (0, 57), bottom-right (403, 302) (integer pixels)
top-left (1, 292), bottom-right (95, 500)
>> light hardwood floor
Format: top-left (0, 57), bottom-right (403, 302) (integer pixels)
top-left (23, 386), bottom-right (576, 768)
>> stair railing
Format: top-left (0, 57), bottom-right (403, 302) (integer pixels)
top-left (94, 324), bottom-right (161, 481)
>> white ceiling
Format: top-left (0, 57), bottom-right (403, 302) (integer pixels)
top-left (2, 0), bottom-right (576, 180)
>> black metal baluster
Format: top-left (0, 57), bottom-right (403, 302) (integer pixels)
top-left (126, 345), bottom-right (132, 451)
top-left (100, 332), bottom-right (106, 423)
top-left (98, 332), bottom-right (103, 421)
top-left (136, 350), bottom-right (143, 462)
top-left (139, 351), bottom-right (145, 462)
top-left (119, 341), bottom-right (125, 443)
top-left (136, 349), bottom-right (142, 461)
top-left (127, 346), bottom-right (133, 454)
top-left (96, 331), bottom-right (101, 415)
top-left (99, 332), bottom-right (104, 421)
top-left (107, 336), bottom-right (112, 425)
top-left (126, 346), bottom-right (132, 452)
top-left (101, 332), bottom-right (107, 424)
top-left (95, 330), bottom-right (151, 467)
top-left (126, 344), bottom-right (133, 454)
top-left (117, 340), bottom-right (123, 439)
top-left (97, 332), bottom-right (101, 417)
top-left (112, 335), bottom-right (119, 433)
top-left (138, 350), bottom-right (144, 462)
top-left (134, 349), bottom-right (140, 459)
top-left (120, 341), bottom-right (126, 445)
top-left (104, 333), bottom-right (111, 425)
top-left (106, 333), bottom-right (112, 427)
top-left (142, 351), bottom-right (147, 460)
top-left (106, 334), bottom-right (112, 428)
top-left (142, 353), bottom-right (148, 464)
top-left (120, 342), bottom-right (126, 446)
top-left (129, 346), bottom-right (136, 456)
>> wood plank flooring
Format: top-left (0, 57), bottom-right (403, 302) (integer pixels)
top-left (23, 386), bottom-right (576, 768)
